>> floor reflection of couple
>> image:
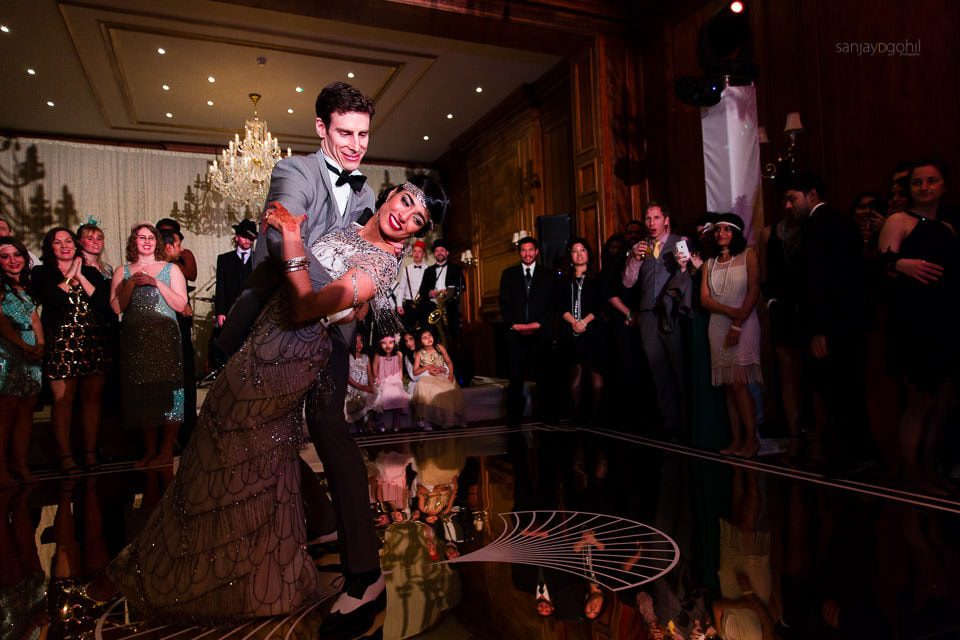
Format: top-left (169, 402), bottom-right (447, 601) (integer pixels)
top-left (104, 174), bottom-right (448, 628)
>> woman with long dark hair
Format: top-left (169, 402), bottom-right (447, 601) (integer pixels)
top-left (32, 227), bottom-right (114, 474)
top-left (0, 237), bottom-right (43, 486)
top-left (555, 237), bottom-right (606, 426)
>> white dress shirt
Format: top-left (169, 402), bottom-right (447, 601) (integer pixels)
top-left (321, 151), bottom-right (357, 216)
top-left (395, 260), bottom-right (427, 303)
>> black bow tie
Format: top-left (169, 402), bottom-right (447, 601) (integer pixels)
top-left (413, 265), bottom-right (422, 269)
top-left (325, 161), bottom-right (366, 193)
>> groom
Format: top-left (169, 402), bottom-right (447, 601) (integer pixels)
top-left (217, 81), bottom-right (384, 635)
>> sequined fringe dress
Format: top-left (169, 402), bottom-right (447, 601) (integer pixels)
top-left (108, 292), bottom-right (329, 623)
top-left (107, 227), bottom-right (400, 624)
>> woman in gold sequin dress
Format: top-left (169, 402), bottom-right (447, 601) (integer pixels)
top-left (110, 223), bottom-right (187, 468)
top-left (31, 228), bottom-right (115, 474)
top-left (105, 177), bottom-right (447, 624)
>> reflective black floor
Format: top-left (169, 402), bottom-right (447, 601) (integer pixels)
top-left (3, 423), bottom-right (960, 639)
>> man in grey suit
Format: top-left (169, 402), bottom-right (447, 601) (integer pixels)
top-left (217, 82), bottom-right (384, 634)
top-left (622, 201), bottom-right (692, 437)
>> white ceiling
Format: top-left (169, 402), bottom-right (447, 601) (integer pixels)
top-left (0, 0), bottom-right (563, 163)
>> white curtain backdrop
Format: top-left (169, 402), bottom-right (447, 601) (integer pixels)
top-left (700, 85), bottom-right (763, 241)
top-left (0, 136), bottom-right (420, 362)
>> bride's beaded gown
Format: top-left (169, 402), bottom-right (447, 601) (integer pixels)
top-left (107, 228), bottom-right (399, 623)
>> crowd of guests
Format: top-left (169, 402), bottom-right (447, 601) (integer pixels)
top-left (505, 155), bottom-right (957, 493)
top-left (0, 217), bottom-right (207, 485)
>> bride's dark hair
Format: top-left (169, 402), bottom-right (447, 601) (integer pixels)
top-left (376, 174), bottom-right (449, 238)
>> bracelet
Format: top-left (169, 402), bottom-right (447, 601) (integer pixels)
top-left (730, 325), bottom-right (742, 332)
top-left (350, 271), bottom-right (360, 307)
top-left (284, 263), bottom-right (309, 274)
top-left (283, 256), bottom-right (309, 270)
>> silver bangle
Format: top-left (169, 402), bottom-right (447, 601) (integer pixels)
top-left (284, 256), bottom-right (309, 269)
top-left (284, 263), bottom-right (309, 274)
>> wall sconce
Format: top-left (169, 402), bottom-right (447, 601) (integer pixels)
top-left (511, 230), bottom-right (529, 246)
top-left (460, 249), bottom-right (476, 266)
top-left (761, 111), bottom-right (803, 180)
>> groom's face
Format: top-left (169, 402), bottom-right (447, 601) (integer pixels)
top-left (316, 111), bottom-right (370, 172)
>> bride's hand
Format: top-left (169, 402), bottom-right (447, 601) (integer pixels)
top-left (263, 202), bottom-right (304, 234)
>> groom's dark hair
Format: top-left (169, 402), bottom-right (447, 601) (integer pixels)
top-left (315, 82), bottom-right (375, 127)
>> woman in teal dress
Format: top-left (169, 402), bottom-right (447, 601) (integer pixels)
top-left (0, 237), bottom-right (43, 487)
top-left (110, 223), bottom-right (187, 468)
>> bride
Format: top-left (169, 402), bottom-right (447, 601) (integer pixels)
top-left (106, 175), bottom-right (448, 623)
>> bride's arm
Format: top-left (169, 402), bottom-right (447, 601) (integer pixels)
top-left (267, 203), bottom-right (378, 324)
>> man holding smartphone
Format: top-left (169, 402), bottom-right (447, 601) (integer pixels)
top-left (622, 201), bottom-right (692, 437)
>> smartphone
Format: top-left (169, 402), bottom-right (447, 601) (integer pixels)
top-left (674, 239), bottom-right (690, 259)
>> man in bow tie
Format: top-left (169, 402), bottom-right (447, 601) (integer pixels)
top-left (217, 81), bottom-right (384, 635)
top-left (394, 239), bottom-right (428, 329)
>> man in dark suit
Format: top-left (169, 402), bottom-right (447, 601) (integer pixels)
top-left (417, 239), bottom-right (465, 347)
top-left (622, 202), bottom-right (692, 436)
top-left (208, 219), bottom-right (256, 370)
top-left (785, 172), bottom-right (872, 473)
top-left (499, 236), bottom-right (554, 427)
top-left (214, 219), bottom-right (256, 328)
top-left (217, 81), bottom-right (384, 633)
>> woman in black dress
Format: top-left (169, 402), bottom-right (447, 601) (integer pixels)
top-left (32, 227), bottom-right (114, 473)
top-left (555, 238), bottom-right (606, 427)
top-left (878, 157), bottom-right (959, 493)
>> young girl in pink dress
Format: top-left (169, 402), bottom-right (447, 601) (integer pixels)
top-left (373, 334), bottom-right (409, 432)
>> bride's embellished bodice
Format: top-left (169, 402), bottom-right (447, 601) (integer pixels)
top-left (311, 226), bottom-right (401, 326)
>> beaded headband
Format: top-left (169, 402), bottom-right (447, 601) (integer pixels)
top-left (402, 182), bottom-right (428, 211)
top-left (715, 221), bottom-right (742, 232)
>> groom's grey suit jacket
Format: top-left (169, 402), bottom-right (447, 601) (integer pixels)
top-left (217, 151), bottom-right (375, 353)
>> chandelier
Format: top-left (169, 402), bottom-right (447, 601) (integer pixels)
top-left (208, 93), bottom-right (290, 209)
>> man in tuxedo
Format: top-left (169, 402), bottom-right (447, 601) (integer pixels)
top-left (786, 172), bottom-right (872, 473)
top-left (394, 239), bottom-right (428, 330)
top-left (499, 236), bottom-right (554, 427)
top-left (622, 202), bottom-right (692, 436)
top-left (208, 219), bottom-right (256, 370)
top-left (214, 219), bottom-right (256, 329)
top-left (418, 239), bottom-right (465, 346)
top-left (217, 81), bottom-right (384, 633)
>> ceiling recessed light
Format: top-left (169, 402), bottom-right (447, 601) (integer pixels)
top-left (162, 84), bottom-right (170, 91)
top-left (207, 100), bottom-right (214, 106)
top-left (27, 68), bottom-right (36, 76)
top-left (287, 108), bottom-right (294, 114)
top-left (423, 135), bottom-right (430, 141)
top-left (46, 101), bottom-right (55, 107)
top-left (165, 112), bottom-right (173, 118)
top-left (157, 47), bottom-right (166, 55)
top-left (347, 72), bottom-right (355, 78)
top-left (446, 113), bottom-right (453, 119)
top-left (207, 76), bottom-right (216, 83)
top-left (295, 86), bottom-right (304, 93)
top-left (1, 26), bottom-right (10, 34)
top-left (475, 86), bottom-right (483, 93)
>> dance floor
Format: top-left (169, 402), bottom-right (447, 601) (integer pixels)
top-left (3, 422), bottom-right (960, 639)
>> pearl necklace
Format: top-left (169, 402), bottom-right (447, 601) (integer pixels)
top-left (710, 254), bottom-right (734, 297)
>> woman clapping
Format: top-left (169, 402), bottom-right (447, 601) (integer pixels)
top-left (110, 223), bottom-right (187, 467)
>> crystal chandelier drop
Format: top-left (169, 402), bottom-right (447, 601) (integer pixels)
top-left (208, 93), bottom-right (290, 209)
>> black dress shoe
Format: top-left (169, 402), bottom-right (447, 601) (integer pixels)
top-left (319, 571), bottom-right (385, 639)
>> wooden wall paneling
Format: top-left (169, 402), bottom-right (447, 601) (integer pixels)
top-left (596, 34), bottom-right (643, 243)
